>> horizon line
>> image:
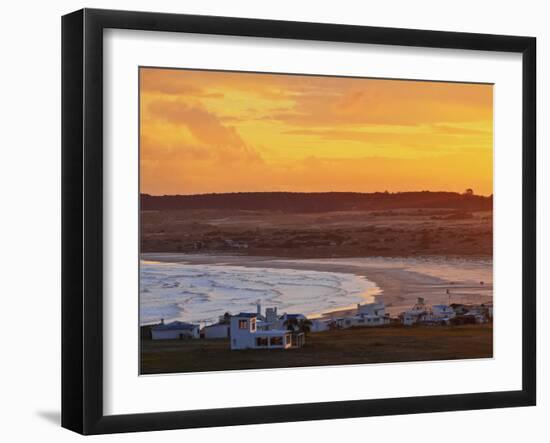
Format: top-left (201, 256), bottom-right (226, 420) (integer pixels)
top-left (141, 190), bottom-right (493, 197)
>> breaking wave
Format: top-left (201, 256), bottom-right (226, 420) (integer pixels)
top-left (140, 261), bottom-right (377, 325)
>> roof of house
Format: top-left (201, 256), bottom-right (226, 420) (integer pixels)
top-left (234, 313), bottom-right (257, 318)
top-left (204, 322), bottom-right (229, 329)
top-left (358, 302), bottom-right (385, 308)
top-left (152, 321), bottom-right (198, 331)
top-left (281, 313), bottom-right (305, 320)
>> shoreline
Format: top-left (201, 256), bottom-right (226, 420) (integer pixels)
top-left (141, 253), bottom-right (493, 319)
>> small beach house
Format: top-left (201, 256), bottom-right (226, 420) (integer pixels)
top-left (334, 302), bottom-right (390, 329)
top-left (356, 302), bottom-right (391, 326)
top-left (465, 306), bottom-right (490, 323)
top-left (151, 320), bottom-right (200, 340)
top-left (401, 298), bottom-right (429, 326)
top-left (357, 302), bottom-right (386, 317)
top-left (335, 315), bottom-right (386, 328)
top-left (230, 312), bottom-right (304, 350)
top-left (310, 318), bottom-right (331, 332)
top-left (401, 299), bottom-right (458, 326)
top-left (450, 303), bottom-right (491, 323)
top-left (414, 304), bottom-right (457, 325)
top-left (202, 322), bottom-right (231, 339)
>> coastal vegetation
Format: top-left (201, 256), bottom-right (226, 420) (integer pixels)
top-left (140, 323), bottom-right (493, 374)
top-left (140, 192), bottom-right (492, 258)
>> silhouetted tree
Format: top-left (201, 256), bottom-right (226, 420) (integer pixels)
top-left (219, 312), bottom-right (232, 324)
top-left (283, 317), bottom-right (299, 332)
top-left (298, 319), bottom-right (313, 335)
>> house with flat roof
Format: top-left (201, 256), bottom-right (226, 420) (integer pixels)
top-left (401, 298), bottom-right (429, 325)
top-left (356, 302), bottom-right (391, 326)
top-left (334, 302), bottom-right (390, 329)
top-left (202, 322), bottom-right (231, 339)
top-left (151, 320), bottom-right (200, 340)
top-left (230, 312), bottom-right (304, 350)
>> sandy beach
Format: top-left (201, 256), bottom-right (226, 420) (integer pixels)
top-left (140, 253), bottom-right (493, 318)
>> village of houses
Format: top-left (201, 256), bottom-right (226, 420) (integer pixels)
top-left (149, 297), bottom-right (493, 351)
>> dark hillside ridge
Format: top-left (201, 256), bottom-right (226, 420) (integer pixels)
top-left (141, 191), bottom-right (492, 213)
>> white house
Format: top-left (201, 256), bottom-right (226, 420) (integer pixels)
top-left (202, 322), bottom-right (230, 339)
top-left (356, 302), bottom-right (391, 326)
top-left (310, 318), bottom-right (331, 332)
top-left (151, 320), bottom-right (200, 340)
top-left (419, 304), bottom-right (457, 325)
top-left (450, 303), bottom-right (492, 322)
top-left (465, 306), bottom-right (489, 323)
top-left (230, 313), bottom-right (304, 350)
top-left (335, 315), bottom-right (387, 328)
top-left (334, 302), bottom-right (390, 329)
top-left (401, 299), bottom-right (458, 326)
top-left (357, 302), bottom-right (386, 317)
top-left (229, 313), bottom-right (258, 349)
top-left (402, 298), bottom-right (428, 326)
top-left (335, 316), bottom-right (365, 328)
top-left (431, 304), bottom-right (456, 318)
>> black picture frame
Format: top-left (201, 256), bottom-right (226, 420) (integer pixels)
top-left (62, 8), bottom-right (537, 435)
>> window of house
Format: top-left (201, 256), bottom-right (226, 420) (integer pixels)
top-left (256, 336), bottom-right (268, 347)
top-left (270, 336), bottom-right (283, 346)
top-left (285, 335), bottom-right (290, 345)
top-left (238, 320), bottom-right (248, 329)
top-left (250, 318), bottom-right (256, 332)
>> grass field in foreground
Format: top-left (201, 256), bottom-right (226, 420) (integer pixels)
top-left (140, 324), bottom-right (492, 374)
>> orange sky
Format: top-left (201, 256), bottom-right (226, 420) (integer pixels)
top-left (140, 68), bottom-right (493, 196)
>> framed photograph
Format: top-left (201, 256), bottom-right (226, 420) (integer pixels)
top-left (61, 8), bottom-right (536, 435)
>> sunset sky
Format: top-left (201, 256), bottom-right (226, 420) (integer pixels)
top-left (140, 68), bottom-right (493, 196)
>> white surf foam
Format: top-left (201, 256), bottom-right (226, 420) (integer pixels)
top-left (140, 261), bottom-right (378, 325)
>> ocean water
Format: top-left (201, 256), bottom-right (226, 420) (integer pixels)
top-left (140, 261), bottom-right (378, 325)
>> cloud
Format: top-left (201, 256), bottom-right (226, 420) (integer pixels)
top-left (145, 100), bottom-right (263, 164)
top-left (432, 124), bottom-right (491, 135)
top-left (141, 68), bottom-right (492, 128)
top-left (139, 68), bottom-right (493, 195)
top-left (270, 83), bottom-right (492, 127)
top-left (148, 101), bottom-right (241, 146)
top-left (283, 125), bottom-right (491, 153)
top-left (140, 69), bottom-right (224, 98)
